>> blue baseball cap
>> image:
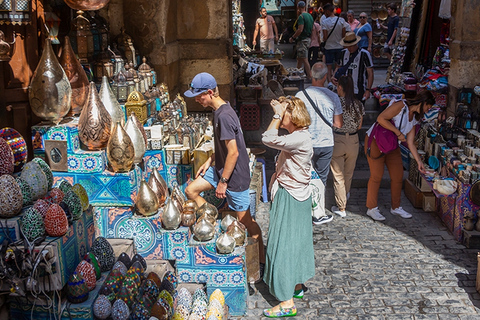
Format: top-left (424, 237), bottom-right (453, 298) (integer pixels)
top-left (184, 72), bottom-right (217, 98)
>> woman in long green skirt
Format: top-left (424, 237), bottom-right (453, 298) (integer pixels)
top-left (262, 96), bottom-right (315, 318)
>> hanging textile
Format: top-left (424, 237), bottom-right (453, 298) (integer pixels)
top-left (438, 0), bottom-right (451, 19)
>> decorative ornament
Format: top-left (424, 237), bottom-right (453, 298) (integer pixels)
top-left (216, 233), bottom-right (235, 254)
top-left (72, 183), bottom-right (89, 211)
top-left (76, 260), bottom-right (97, 291)
top-left (0, 137), bottom-right (14, 176)
top-left (99, 76), bottom-right (125, 128)
top-left (92, 236), bottom-right (115, 272)
top-left (147, 173), bottom-right (167, 206)
top-left (59, 36), bottom-right (89, 116)
top-left (226, 221), bottom-right (246, 246)
top-left (111, 299), bottom-right (130, 320)
top-left (0, 127), bottom-right (27, 173)
top-left (107, 121), bottom-right (134, 172)
top-left (32, 157), bottom-right (53, 190)
top-left (136, 180), bottom-right (159, 216)
top-left (67, 271), bottom-right (89, 303)
top-left (125, 113), bottom-right (146, 164)
top-left (196, 202), bottom-right (218, 220)
top-left (84, 252), bottom-right (102, 279)
top-left (20, 207), bottom-right (45, 241)
top-left (20, 161), bottom-right (48, 200)
top-left (220, 214), bottom-right (236, 232)
top-left (93, 294), bottom-right (112, 320)
top-left (15, 177), bottom-right (33, 206)
top-left (117, 252), bottom-right (132, 269)
top-left (193, 218), bottom-right (215, 242)
top-left (78, 82), bottom-right (112, 150)
top-left (64, 0), bottom-right (111, 11)
top-left (44, 203), bottom-right (69, 236)
top-left (63, 189), bottom-right (83, 220)
top-left (162, 198), bottom-right (181, 230)
top-left (28, 38), bottom-right (71, 124)
top-left (152, 167), bottom-right (169, 197)
top-left (0, 175), bottom-right (23, 218)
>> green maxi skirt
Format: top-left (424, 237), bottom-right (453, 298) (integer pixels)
top-left (263, 186), bottom-right (315, 301)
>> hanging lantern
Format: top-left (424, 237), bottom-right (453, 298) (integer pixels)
top-left (44, 10), bottom-right (61, 45)
top-left (0, 31), bottom-right (14, 62)
top-left (111, 67), bottom-right (128, 103)
top-left (70, 10), bottom-right (94, 62)
top-left (125, 91), bottom-right (148, 124)
top-left (138, 57), bottom-right (153, 88)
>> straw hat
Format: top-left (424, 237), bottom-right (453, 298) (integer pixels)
top-left (373, 47), bottom-right (381, 58)
top-left (378, 8), bottom-right (388, 20)
top-left (340, 32), bottom-right (361, 47)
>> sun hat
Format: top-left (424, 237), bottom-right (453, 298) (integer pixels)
top-left (184, 72), bottom-right (217, 98)
top-left (339, 32), bottom-right (361, 47)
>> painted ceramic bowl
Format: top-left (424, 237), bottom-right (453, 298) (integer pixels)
top-left (0, 127), bottom-right (27, 173)
top-left (0, 137), bottom-right (14, 175)
top-left (20, 161), bottom-right (48, 200)
top-left (32, 157), bottom-right (53, 190)
top-left (20, 207), bottom-right (45, 241)
top-left (0, 175), bottom-right (23, 218)
top-left (15, 177), bottom-right (33, 206)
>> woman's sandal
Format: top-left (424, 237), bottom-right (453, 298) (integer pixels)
top-left (263, 305), bottom-right (297, 318)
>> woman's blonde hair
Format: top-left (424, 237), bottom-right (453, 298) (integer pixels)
top-left (278, 96), bottom-right (311, 128)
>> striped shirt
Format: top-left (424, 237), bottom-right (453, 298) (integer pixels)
top-left (339, 48), bottom-right (373, 96)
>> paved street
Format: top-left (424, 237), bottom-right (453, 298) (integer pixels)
top-left (242, 185), bottom-right (480, 319)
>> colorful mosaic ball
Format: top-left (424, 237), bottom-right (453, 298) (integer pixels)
top-left (131, 253), bottom-right (147, 270)
top-left (32, 157), bottom-right (53, 190)
top-left (20, 160), bottom-right (48, 200)
top-left (117, 277), bottom-right (138, 308)
top-left (72, 183), bottom-right (89, 211)
top-left (44, 203), bottom-right (69, 237)
top-left (104, 268), bottom-right (124, 294)
top-left (67, 271), bottom-right (89, 304)
top-left (191, 299), bottom-right (208, 318)
top-left (129, 261), bottom-right (144, 281)
top-left (99, 285), bottom-right (116, 303)
top-left (92, 237), bottom-right (115, 272)
top-left (0, 174), bottom-right (23, 218)
top-left (59, 201), bottom-right (73, 225)
top-left (48, 188), bottom-right (65, 204)
top-left (58, 180), bottom-right (73, 194)
top-left (15, 177), bottom-right (33, 206)
top-left (175, 287), bottom-right (192, 311)
top-left (209, 289), bottom-right (225, 306)
top-left (147, 271), bottom-right (162, 288)
top-left (162, 270), bottom-right (178, 289)
top-left (112, 299), bottom-right (130, 320)
top-left (159, 289), bottom-right (174, 310)
top-left (137, 279), bottom-right (159, 309)
top-left (125, 265), bottom-right (142, 288)
top-left (33, 199), bottom-right (50, 219)
top-left (93, 294), bottom-right (112, 320)
top-left (150, 299), bottom-right (169, 319)
top-left (0, 137), bottom-right (14, 175)
top-left (84, 252), bottom-right (101, 280)
top-left (20, 207), bottom-right (45, 241)
top-left (21, 207), bottom-right (45, 241)
top-left (131, 302), bottom-right (150, 320)
top-left (112, 261), bottom-right (128, 277)
top-left (192, 288), bottom-right (208, 305)
top-left (0, 127), bottom-right (27, 173)
top-left (75, 260), bottom-right (96, 291)
top-left (172, 304), bottom-right (190, 319)
top-left (117, 252), bottom-right (132, 269)
top-left (63, 189), bottom-right (82, 221)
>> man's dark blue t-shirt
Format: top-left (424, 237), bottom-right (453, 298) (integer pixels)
top-left (213, 102), bottom-right (250, 192)
top-left (387, 15), bottom-right (399, 42)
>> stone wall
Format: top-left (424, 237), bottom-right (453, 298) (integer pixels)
top-left (448, 0), bottom-right (480, 115)
top-left (111, 0), bottom-right (233, 111)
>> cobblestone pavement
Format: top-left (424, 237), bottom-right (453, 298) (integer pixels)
top-left (240, 187), bottom-right (480, 319)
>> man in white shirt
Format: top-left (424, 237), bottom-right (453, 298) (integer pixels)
top-left (296, 62), bottom-right (343, 225)
top-left (321, 3), bottom-right (346, 87)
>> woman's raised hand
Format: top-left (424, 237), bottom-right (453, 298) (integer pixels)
top-left (270, 99), bottom-right (286, 117)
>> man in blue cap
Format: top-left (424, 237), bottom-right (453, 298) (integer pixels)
top-left (184, 72), bottom-right (265, 270)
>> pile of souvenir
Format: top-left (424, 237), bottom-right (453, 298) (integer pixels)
top-left (232, 0), bottom-right (246, 49)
